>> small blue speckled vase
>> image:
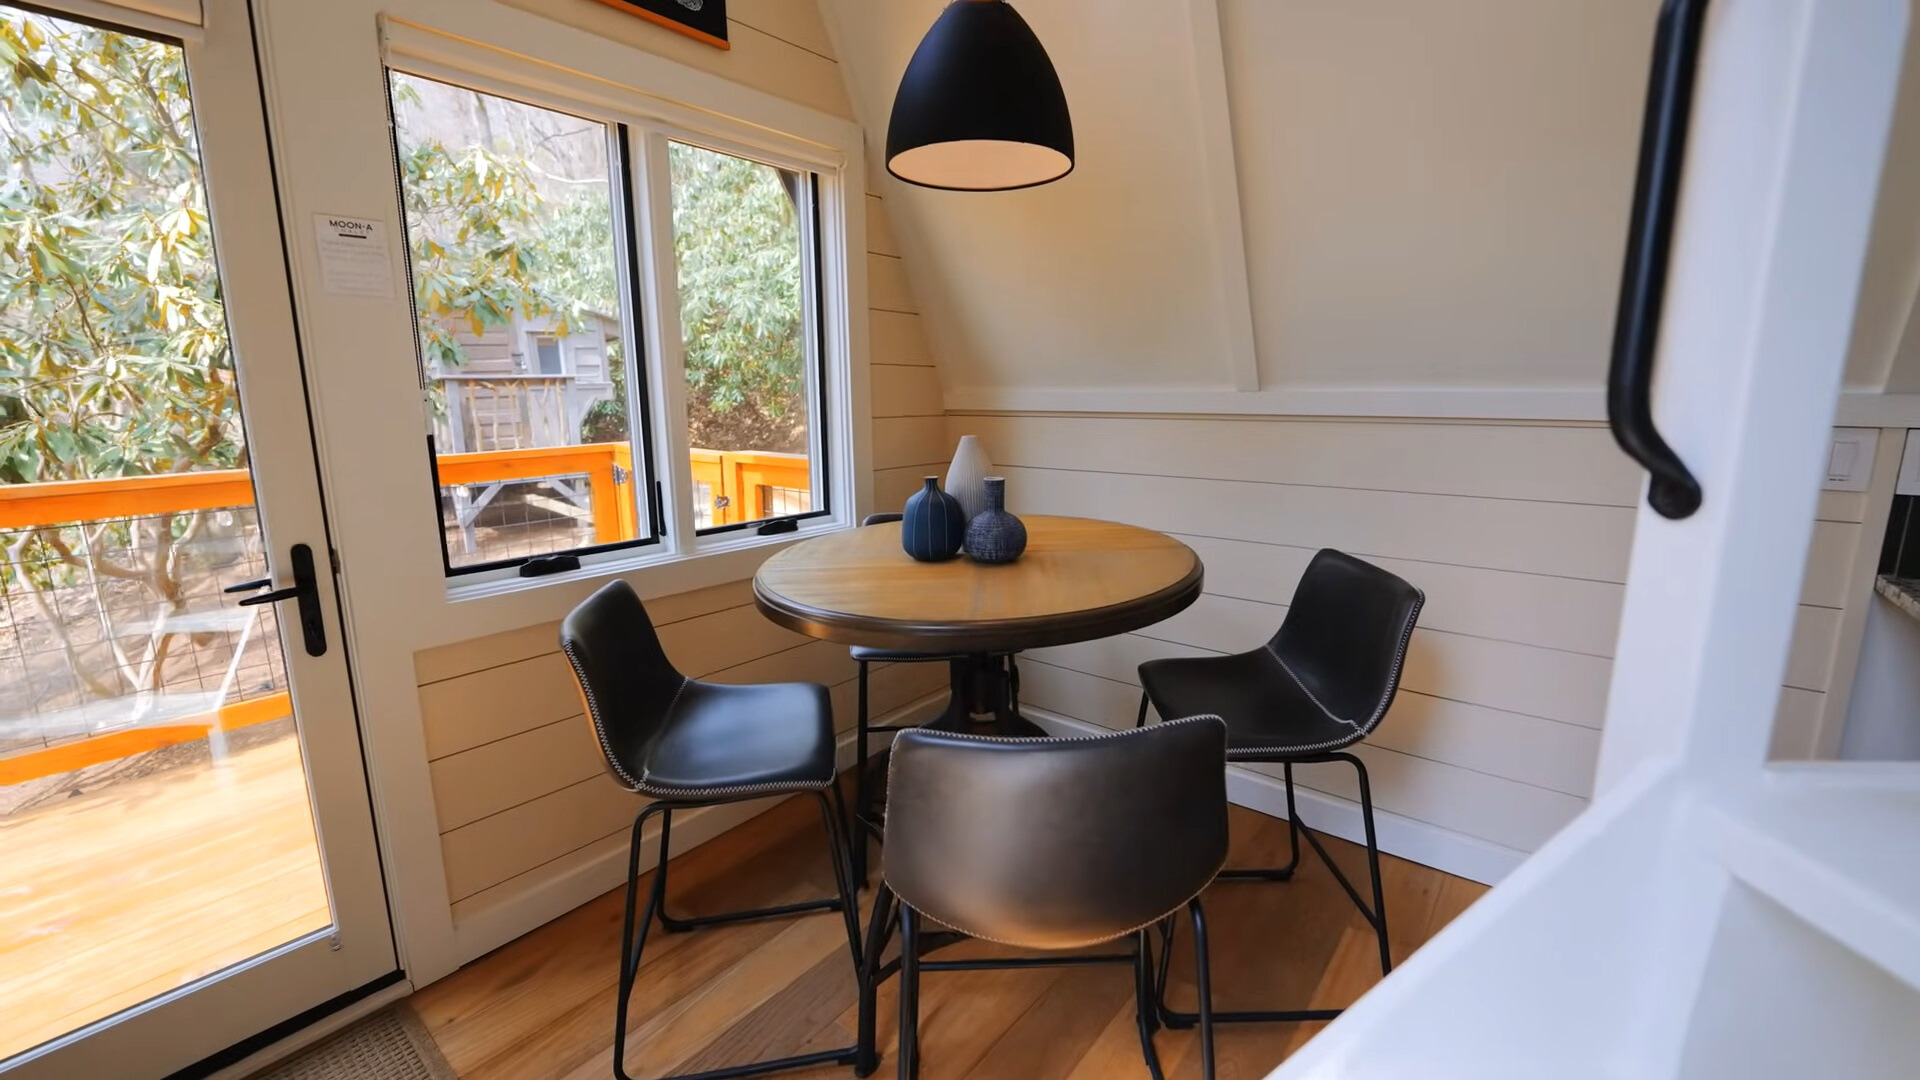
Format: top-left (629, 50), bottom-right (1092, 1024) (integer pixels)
top-left (901, 476), bottom-right (965, 562)
top-left (964, 477), bottom-right (1027, 564)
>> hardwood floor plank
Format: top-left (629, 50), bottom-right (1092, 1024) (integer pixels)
top-left (1061, 997), bottom-right (1191, 1080)
top-left (959, 961), bottom-right (1135, 1080)
top-left (1279, 925), bottom-right (1385, 1057)
top-left (414, 786), bottom-right (1486, 1079)
top-left (676, 947), bottom-right (861, 1074)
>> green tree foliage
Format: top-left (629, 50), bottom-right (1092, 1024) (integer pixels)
top-left (393, 79), bottom-right (809, 454)
top-left (0, 11), bottom-right (237, 697)
top-left (391, 75), bottom-right (612, 374)
top-left (670, 143), bottom-right (807, 454)
top-left (0, 13), bottom-right (234, 487)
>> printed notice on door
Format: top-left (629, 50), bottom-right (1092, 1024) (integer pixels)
top-left (312, 214), bottom-right (395, 299)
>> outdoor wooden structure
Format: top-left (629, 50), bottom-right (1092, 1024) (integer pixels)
top-left (0, 442), bottom-right (808, 785)
top-left (689, 447), bottom-right (813, 526)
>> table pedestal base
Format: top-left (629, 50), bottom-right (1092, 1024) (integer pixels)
top-left (923, 654), bottom-right (1046, 739)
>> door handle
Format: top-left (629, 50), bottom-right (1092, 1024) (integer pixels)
top-left (231, 543), bottom-right (328, 657)
top-left (1607, 0), bottom-right (1707, 521)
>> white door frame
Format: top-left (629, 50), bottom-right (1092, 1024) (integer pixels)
top-left (5, 2), bottom-right (397, 1076)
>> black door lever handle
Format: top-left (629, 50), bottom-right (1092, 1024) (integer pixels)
top-left (229, 543), bottom-right (328, 657)
top-left (1607, 0), bottom-right (1707, 520)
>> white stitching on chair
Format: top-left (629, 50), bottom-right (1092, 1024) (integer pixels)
top-left (1230, 587), bottom-right (1426, 757)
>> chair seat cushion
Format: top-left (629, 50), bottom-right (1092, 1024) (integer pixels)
top-left (1138, 648), bottom-right (1371, 758)
top-left (634, 680), bottom-right (836, 798)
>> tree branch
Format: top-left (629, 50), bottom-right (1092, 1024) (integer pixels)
top-left (38, 527), bottom-right (142, 581)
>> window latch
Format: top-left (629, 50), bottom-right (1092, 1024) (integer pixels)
top-left (519, 554), bottom-right (582, 578)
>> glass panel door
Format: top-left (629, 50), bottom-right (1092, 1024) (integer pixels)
top-left (0, 3), bottom-right (394, 1076)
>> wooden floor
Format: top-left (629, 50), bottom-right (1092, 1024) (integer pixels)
top-left (0, 735), bottom-right (330, 1061)
top-left (414, 792), bottom-right (1487, 1080)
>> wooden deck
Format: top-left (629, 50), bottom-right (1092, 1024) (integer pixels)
top-left (415, 793), bottom-right (1487, 1079)
top-left (0, 734), bottom-right (330, 1061)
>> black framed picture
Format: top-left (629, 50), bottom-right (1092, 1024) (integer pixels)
top-left (591, 0), bottom-right (729, 50)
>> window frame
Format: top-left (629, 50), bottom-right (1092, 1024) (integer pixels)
top-left (378, 26), bottom-right (863, 589)
top-left (528, 332), bottom-right (567, 376)
top-left (657, 137), bottom-right (833, 540)
top-left (385, 69), bottom-right (665, 578)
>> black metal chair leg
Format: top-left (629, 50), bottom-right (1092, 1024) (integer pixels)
top-left (1342, 752), bottom-right (1392, 976)
top-left (1133, 930), bottom-right (1168, 1080)
top-left (855, 885), bottom-right (898, 1078)
top-left (614, 806), bottom-right (670, 1080)
top-left (1135, 928), bottom-right (1160, 1036)
top-left (854, 660), bottom-right (871, 887)
top-left (618, 798), bottom-right (864, 1080)
top-left (1189, 900), bottom-right (1217, 1080)
top-left (1134, 691), bottom-right (1150, 729)
top-left (656, 796), bottom-right (846, 934)
top-left (815, 790), bottom-right (865, 972)
top-left (1156, 757), bottom-right (1376, 1029)
top-left (1218, 761), bottom-right (1301, 882)
top-left (1154, 916), bottom-right (1177, 1025)
top-left (897, 905), bottom-right (922, 1080)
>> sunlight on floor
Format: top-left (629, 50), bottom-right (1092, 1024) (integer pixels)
top-left (0, 733), bottom-right (331, 1061)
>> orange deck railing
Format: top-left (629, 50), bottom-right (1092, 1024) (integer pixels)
top-left (0, 442), bottom-right (810, 785)
top-left (688, 448), bottom-right (813, 526)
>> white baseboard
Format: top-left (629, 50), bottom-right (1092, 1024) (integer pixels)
top-left (447, 689), bottom-right (950, 967)
top-left (1024, 707), bottom-right (1524, 886)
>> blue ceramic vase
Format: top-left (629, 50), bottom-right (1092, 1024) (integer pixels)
top-left (964, 477), bottom-right (1027, 564)
top-left (901, 476), bottom-right (965, 562)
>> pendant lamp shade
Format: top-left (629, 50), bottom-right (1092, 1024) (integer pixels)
top-left (886, 0), bottom-right (1074, 191)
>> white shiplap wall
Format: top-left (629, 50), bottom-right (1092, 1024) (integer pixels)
top-left (413, 580), bottom-right (945, 922)
top-left (404, 2), bottom-right (954, 948)
top-left (950, 412), bottom-right (1864, 880)
top-left (867, 194), bottom-right (953, 508)
top-left (414, 189), bottom-right (948, 943)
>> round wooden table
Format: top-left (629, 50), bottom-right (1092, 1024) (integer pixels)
top-left (753, 515), bottom-right (1203, 735)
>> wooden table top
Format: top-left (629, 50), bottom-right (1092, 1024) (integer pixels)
top-left (752, 515), bottom-right (1203, 653)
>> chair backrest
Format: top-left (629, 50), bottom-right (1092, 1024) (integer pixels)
top-left (559, 580), bottom-right (686, 790)
top-left (862, 512), bottom-right (903, 526)
top-left (1270, 549), bottom-right (1425, 738)
top-left (883, 717), bottom-right (1228, 950)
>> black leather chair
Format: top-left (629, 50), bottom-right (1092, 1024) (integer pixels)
top-left (854, 719), bottom-right (1228, 1080)
top-left (1135, 548), bottom-right (1423, 1028)
top-left (848, 512), bottom-right (1018, 886)
top-left (560, 580), bottom-right (864, 1080)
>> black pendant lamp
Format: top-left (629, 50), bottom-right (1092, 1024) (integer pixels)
top-left (886, 0), bottom-right (1074, 191)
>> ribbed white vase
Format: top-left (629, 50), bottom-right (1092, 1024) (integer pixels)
top-left (945, 434), bottom-right (993, 527)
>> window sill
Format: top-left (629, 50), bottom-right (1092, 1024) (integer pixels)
top-left (441, 516), bottom-right (851, 610)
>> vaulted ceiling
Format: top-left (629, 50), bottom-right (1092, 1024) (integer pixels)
top-left (820, 0), bottom-right (1920, 402)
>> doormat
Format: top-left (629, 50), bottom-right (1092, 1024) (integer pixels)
top-left (253, 1007), bottom-right (458, 1080)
